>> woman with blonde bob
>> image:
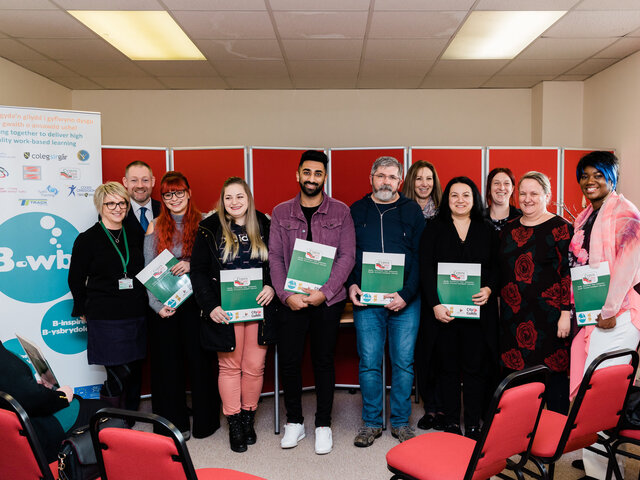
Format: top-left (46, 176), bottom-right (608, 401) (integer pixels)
top-left (191, 177), bottom-right (277, 453)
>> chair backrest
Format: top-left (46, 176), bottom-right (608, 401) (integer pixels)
top-left (0, 391), bottom-right (55, 480)
top-left (554, 349), bottom-right (639, 458)
top-left (90, 408), bottom-right (197, 480)
top-left (465, 365), bottom-right (548, 480)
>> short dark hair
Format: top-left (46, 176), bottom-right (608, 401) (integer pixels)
top-left (125, 160), bottom-right (153, 176)
top-left (576, 151), bottom-right (619, 190)
top-left (438, 176), bottom-right (484, 222)
top-left (299, 150), bottom-right (328, 169)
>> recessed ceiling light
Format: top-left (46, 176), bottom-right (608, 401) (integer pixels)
top-left (443, 11), bottom-right (566, 60)
top-left (68, 11), bottom-right (205, 61)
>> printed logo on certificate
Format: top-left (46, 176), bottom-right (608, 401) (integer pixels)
top-left (285, 238), bottom-right (336, 294)
top-left (220, 268), bottom-right (264, 323)
top-left (136, 249), bottom-right (193, 309)
top-left (361, 252), bottom-right (405, 305)
top-left (437, 262), bottom-right (481, 319)
top-left (571, 262), bottom-right (610, 327)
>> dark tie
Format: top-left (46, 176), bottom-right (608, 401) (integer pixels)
top-left (139, 206), bottom-right (149, 232)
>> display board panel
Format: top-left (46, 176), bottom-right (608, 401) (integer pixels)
top-left (102, 147), bottom-right (168, 201)
top-left (172, 147), bottom-right (246, 213)
top-left (409, 147), bottom-right (484, 197)
top-left (330, 147), bottom-right (406, 208)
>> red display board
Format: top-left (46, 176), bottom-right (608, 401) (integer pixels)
top-left (487, 147), bottom-right (560, 211)
top-left (251, 148), bottom-right (315, 215)
top-left (330, 148), bottom-right (406, 208)
top-left (101, 147), bottom-right (168, 201)
top-left (409, 147), bottom-right (483, 195)
top-left (172, 148), bottom-right (246, 213)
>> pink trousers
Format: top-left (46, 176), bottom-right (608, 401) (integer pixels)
top-left (217, 321), bottom-right (267, 416)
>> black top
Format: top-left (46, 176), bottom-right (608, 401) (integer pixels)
top-left (301, 204), bottom-right (320, 241)
top-left (486, 205), bottom-right (522, 231)
top-left (68, 222), bottom-right (148, 320)
top-left (220, 223), bottom-right (264, 270)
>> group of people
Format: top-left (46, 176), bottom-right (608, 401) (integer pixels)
top-left (59, 150), bottom-right (639, 479)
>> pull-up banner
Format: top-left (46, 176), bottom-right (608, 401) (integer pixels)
top-left (0, 105), bottom-right (105, 397)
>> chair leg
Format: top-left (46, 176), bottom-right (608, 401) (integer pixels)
top-left (547, 461), bottom-right (555, 480)
top-left (603, 443), bottom-right (624, 480)
top-left (527, 456), bottom-right (550, 480)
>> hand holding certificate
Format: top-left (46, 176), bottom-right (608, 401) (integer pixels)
top-left (285, 238), bottom-right (336, 294)
top-left (571, 262), bottom-right (610, 327)
top-left (220, 268), bottom-right (264, 323)
top-left (360, 252), bottom-right (405, 305)
top-left (437, 262), bottom-right (482, 319)
top-left (136, 249), bottom-right (193, 309)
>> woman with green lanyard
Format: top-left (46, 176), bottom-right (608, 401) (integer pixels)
top-left (68, 181), bottom-right (148, 409)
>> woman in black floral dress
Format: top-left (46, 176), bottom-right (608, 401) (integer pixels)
top-left (498, 171), bottom-right (573, 414)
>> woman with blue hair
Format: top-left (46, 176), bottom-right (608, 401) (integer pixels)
top-left (568, 151), bottom-right (640, 479)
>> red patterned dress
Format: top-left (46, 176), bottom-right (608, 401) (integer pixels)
top-left (498, 215), bottom-right (573, 373)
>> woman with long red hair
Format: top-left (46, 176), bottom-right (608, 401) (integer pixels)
top-left (143, 171), bottom-right (220, 439)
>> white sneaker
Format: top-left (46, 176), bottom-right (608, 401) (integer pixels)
top-left (280, 423), bottom-right (305, 448)
top-left (315, 427), bottom-right (332, 455)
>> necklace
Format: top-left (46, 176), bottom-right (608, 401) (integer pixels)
top-left (107, 228), bottom-right (123, 244)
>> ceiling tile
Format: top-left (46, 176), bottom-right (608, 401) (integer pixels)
top-left (50, 76), bottom-right (103, 89)
top-left (369, 11), bottom-right (466, 38)
top-left (288, 60), bottom-right (360, 77)
top-left (364, 38), bottom-right (447, 60)
top-left (225, 76), bottom-right (293, 89)
top-left (0, 0), bottom-right (58, 9)
top-left (158, 76), bottom-right (229, 89)
top-left (575, 0), bottom-right (640, 10)
top-left (499, 59), bottom-right (582, 76)
top-left (172, 11), bottom-right (276, 39)
top-left (360, 59), bottom-right (434, 76)
top-left (483, 75), bottom-right (555, 88)
top-left (273, 11), bottom-right (368, 39)
top-left (420, 75), bottom-right (490, 88)
top-left (357, 76), bottom-right (423, 88)
top-left (136, 60), bottom-right (219, 76)
top-left (54, 0), bottom-right (163, 9)
top-left (518, 38), bottom-right (616, 59)
top-left (90, 76), bottom-right (165, 89)
top-left (0, 39), bottom-right (47, 60)
top-left (429, 59), bottom-right (508, 76)
top-left (270, 0), bottom-right (370, 11)
top-left (375, 0), bottom-right (474, 10)
top-left (594, 37), bottom-right (640, 58)
top-left (13, 59), bottom-right (77, 77)
top-left (555, 74), bottom-right (590, 81)
top-left (0, 10), bottom-right (95, 37)
top-left (294, 77), bottom-right (358, 88)
top-left (567, 58), bottom-right (619, 75)
top-left (163, 0), bottom-right (266, 10)
top-left (20, 38), bottom-right (125, 60)
top-left (213, 59), bottom-right (289, 76)
top-left (475, 0), bottom-right (580, 9)
top-left (195, 39), bottom-right (282, 61)
top-left (59, 59), bottom-right (149, 77)
top-left (282, 39), bottom-right (363, 60)
top-left (544, 11), bottom-right (640, 38)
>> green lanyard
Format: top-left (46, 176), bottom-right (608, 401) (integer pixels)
top-left (99, 221), bottom-right (130, 276)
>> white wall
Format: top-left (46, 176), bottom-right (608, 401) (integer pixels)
top-left (584, 51), bottom-right (640, 205)
top-left (71, 88), bottom-right (533, 148)
top-left (0, 58), bottom-right (71, 110)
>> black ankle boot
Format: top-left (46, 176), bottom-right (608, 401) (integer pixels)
top-left (227, 413), bottom-right (247, 453)
top-left (241, 409), bottom-right (257, 445)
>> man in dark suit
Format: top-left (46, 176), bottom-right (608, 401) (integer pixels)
top-left (122, 161), bottom-right (161, 242)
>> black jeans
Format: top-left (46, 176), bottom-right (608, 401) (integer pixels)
top-left (278, 300), bottom-right (345, 427)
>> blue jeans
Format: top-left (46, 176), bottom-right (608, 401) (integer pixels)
top-left (353, 298), bottom-right (420, 428)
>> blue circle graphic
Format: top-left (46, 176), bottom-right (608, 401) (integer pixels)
top-left (41, 299), bottom-right (87, 355)
top-left (0, 212), bottom-right (78, 303)
top-left (2, 338), bottom-right (36, 375)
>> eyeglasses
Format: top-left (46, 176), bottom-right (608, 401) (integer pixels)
top-left (103, 201), bottom-right (128, 210)
top-left (162, 190), bottom-right (187, 200)
top-left (372, 173), bottom-right (401, 183)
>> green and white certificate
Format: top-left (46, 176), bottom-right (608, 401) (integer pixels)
top-left (571, 261), bottom-right (610, 327)
top-left (136, 249), bottom-right (192, 309)
top-left (284, 238), bottom-right (336, 294)
top-left (360, 252), bottom-right (405, 305)
top-left (220, 268), bottom-right (264, 323)
top-left (437, 262), bottom-right (481, 319)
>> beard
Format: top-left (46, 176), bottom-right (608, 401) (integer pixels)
top-left (299, 180), bottom-right (324, 197)
top-left (372, 184), bottom-right (396, 202)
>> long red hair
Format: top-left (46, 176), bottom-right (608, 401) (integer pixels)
top-left (155, 171), bottom-right (201, 258)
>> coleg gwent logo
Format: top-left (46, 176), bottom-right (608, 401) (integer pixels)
top-left (0, 213), bottom-right (78, 303)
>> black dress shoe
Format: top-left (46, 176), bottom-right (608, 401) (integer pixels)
top-left (443, 423), bottom-right (462, 435)
top-left (433, 413), bottom-right (446, 431)
top-left (464, 426), bottom-right (481, 441)
top-left (417, 414), bottom-right (436, 430)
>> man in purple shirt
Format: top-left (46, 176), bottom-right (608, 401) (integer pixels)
top-left (269, 150), bottom-right (355, 455)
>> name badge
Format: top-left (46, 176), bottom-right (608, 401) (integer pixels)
top-left (118, 277), bottom-right (134, 290)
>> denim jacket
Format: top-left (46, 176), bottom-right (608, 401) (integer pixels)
top-left (269, 192), bottom-right (356, 306)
